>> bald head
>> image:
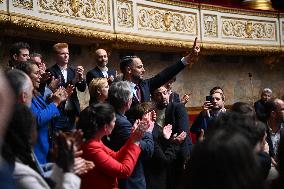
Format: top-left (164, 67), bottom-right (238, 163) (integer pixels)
top-left (95, 49), bottom-right (108, 67)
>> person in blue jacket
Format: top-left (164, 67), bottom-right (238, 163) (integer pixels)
top-left (16, 61), bottom-right (68, 164)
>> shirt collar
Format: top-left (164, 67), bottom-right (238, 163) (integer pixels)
top-left (58, 65), bottom-right (68, 71)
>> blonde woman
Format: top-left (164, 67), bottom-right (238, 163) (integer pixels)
top-left (89, 78), bottom-right (109, 105)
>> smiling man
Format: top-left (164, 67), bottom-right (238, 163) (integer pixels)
top-left (119, 38), bottom-right (200, 109)
top-left (86, 48), bottom-right (116, 86)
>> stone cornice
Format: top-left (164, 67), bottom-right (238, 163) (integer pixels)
top-left (0, 0), bottom-right (283, 55)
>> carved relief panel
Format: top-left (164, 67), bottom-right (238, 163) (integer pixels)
top-left (12, 0), bottom-right (33, 9)
top-left (221, 17), bottom-right (276, 40)
top-left (137, 5), bottom-right (197, 35)
top-left (38, 0), bottom-right (111, 25)
top-left (203, 14), bottom-right (217, 37)
top-left (117, 0), bottom-right (133, 27)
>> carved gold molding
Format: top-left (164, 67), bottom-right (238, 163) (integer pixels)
top-left (12, 0), bottom-right (33, 9)
top-left (137, 4), bottom-right (198, 35)
top-left (200, 3), bottom-right (278, 18)
top-left (117, 0), bottom-right (134, 28)
top-left (0, 0), bottom-right (3, 3)
top-left (146, 0), bottom-right (199, 9)
top-left (38, 0), bottom-right (111, 25)
top-left (8, 14), bottom-right (116, 41)
top-left (221, 17), bottom-right (276, 40)
top-left (0, 11), bottom-right (9, 23)
top-left (202, 43), bottom-right (283, 55)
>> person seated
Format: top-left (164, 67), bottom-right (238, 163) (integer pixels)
top-left (78, 103), bottom-right (154, 189)
top-left (2, 104), bottom-right (81, 189)
top-left (88, 78), bottom-right (109, 105)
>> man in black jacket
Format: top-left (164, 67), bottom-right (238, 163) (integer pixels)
top-left (119, 38), bottom-right (200, 109)
top-left (47, 43), bottom-right (86, 131)
top-left (152, 85), bottom-right (192, 189)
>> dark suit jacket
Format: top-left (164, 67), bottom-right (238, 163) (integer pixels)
top-left (254, 100), bottom-right (268, 123)
top-left (164, 102), bottom-right (192, 189)
top-left (86, 66), bottom-right (116, 86)
top-left (47, 64), bottom-right (86, 114)
top-left (131, 61), bottom-right (185, 107)
top-left (106, 112), bottom-right (154, 189)
top-left (169, 91), bottom-right (181, 103)
top-left (144, 124), bottom-right (180, 189)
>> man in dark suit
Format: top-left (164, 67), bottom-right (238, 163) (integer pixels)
top-left (254, 88), bottom-right (273, 123)
top-left (119, 38), bottom-right (200, 109)
top-left (152, 85), bottom-right (192, 189)
top-left (86, 48), bottom-right (116, 86)
top-left (47, 43), bottom-right (86, 131)
top-left (107, 81), bottom-right (154, 189)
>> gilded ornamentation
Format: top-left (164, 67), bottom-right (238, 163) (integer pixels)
top-left (12, 0), bottom-right (33, 9)
top-left (0, 0), bottom-right (3, 3)
top-left (9, 14), bottom-right (116, 40)
top-left (117, 0), bottom-right (133, 27)
top-left (222, 17), bottom-right (275, 40)
top-left (138, 6), bottom-right (197, 34)
top-left (201, 4), bottom-right (278, 18)
top-left (203, 14), bottom-right (217, 37)
top-left (38, 0), bottom-right (110, 24)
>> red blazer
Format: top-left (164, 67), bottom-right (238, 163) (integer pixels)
top-left (81, 139), bottom-right (141, 189)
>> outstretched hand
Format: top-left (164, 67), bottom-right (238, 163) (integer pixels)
top-left (183, 37), bottom-right (200, 68)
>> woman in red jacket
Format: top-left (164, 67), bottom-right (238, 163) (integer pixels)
top-left (78, 103), bottom-right (152, 189)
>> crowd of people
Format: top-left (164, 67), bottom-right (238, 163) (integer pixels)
top-left (0, 38), bottom-right (283, 189)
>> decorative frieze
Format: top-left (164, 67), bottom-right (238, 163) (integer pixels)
top-left (137, 5), bottom-right (198, 35)
top-left (221, 17), bottom-right (276, 40)
top-left (12, 0), bottom-right (33, 9)
top-left (117, 0), bottom-right (133, 27)
top-left (38, 0), bottom-right (111, 24)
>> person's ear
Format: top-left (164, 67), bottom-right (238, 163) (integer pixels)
top-left (19, 92), bottom-right (27, 104)
top-left (13, 54), bottom-right (18, 61)
top-left (271, 111), bottom-right (277, 118)
top-left (126, 66), bottom-right (131, 74)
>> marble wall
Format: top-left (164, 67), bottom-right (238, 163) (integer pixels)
top-left (1, 36), bottom-right (284, 109)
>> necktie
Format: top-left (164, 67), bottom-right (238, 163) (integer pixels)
top-left (135, 85), bottom-right (141, 102)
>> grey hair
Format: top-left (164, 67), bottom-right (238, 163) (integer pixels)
top-left (29, 52), bottom-right (42, 58)
top-left (108, 81), bottom-right (133, 110)
top-left (6, 69), bottom-right (32, 97)
top-left (262, 88), bottom-right (272, 94)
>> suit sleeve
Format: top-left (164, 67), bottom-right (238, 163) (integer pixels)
top-left (174, 103), bottom-right (192, 158)
top-left (139, 132), bottom-right (154, 160)
top-left (152, 138), bottom-right (180, 164)
top-left (75, 80), bottom-right (86, 92)
top-left (31, 97), bottom-right (60, 127)
top-left (86, 71), bottom-right (94, 86)
top-left (109, 119), bottom-right (133, 151)
top-left (147, 61), bottom-right (185, 93)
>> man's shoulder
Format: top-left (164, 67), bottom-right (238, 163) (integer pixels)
top-left (115, 113), bottom-right (132, 126)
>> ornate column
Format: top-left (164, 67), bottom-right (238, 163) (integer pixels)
top-left (242, 0), bottom-right (274, 11)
